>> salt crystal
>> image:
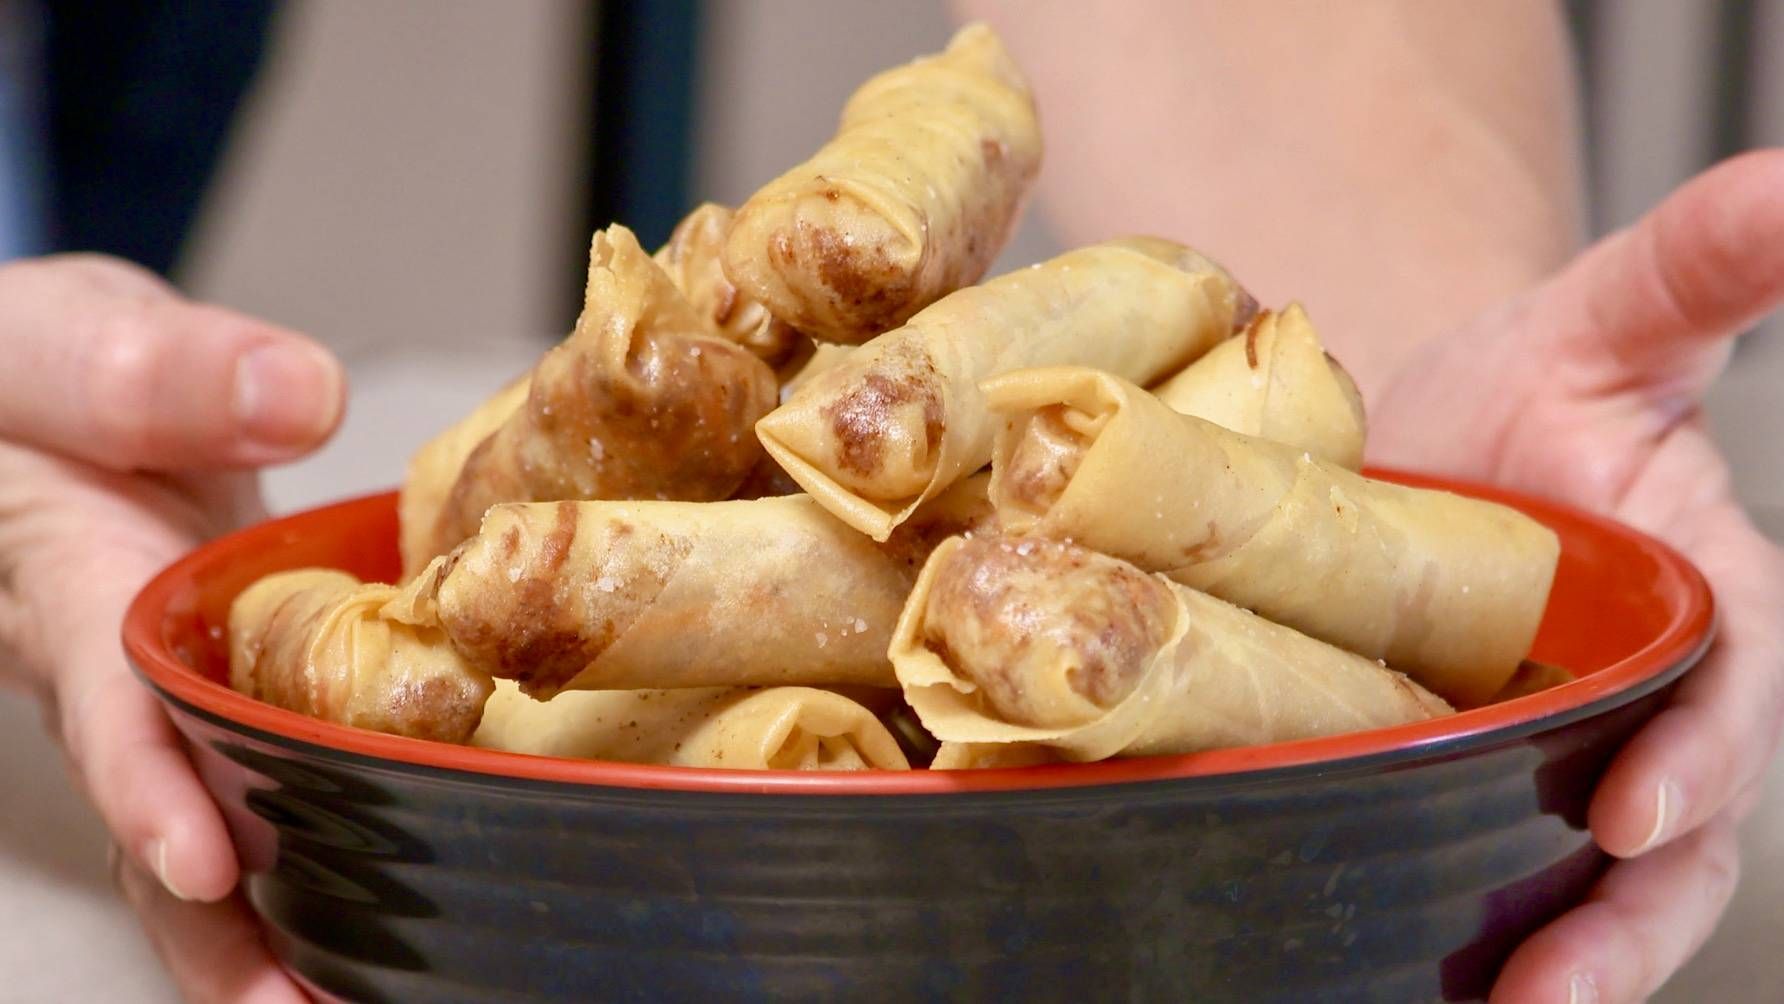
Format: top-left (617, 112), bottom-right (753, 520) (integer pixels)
top-left (507, 566), bottom-right (523, 583)
top-left (587, 438), bottom-right (605, 461)
top-left (816, 632), bottom-right (829, 648)
top-left (595, 576), bottom-right (619, 593)
top-left (853, 618), bottom-right (868, 634)
top-left (1015, 541), bottom-right (1035, 556)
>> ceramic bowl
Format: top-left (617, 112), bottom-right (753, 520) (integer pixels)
top-left (124, 471), bottom-right (1713, 1003)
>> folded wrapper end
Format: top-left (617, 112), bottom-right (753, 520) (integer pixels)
top-left (889, 535), bottom-right (1190, 762)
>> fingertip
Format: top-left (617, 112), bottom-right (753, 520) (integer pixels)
top-left (1492, 902), bottom-right (1637, 1004)
top-left (1588, 707), bottom-right (1705, 858)
top-left (69, 681), bottom-right (241, 902)
top-left (78, 298), bottom-right (345, 471)
top-left (152, 810), bottom-right (242, 904)
top-left (231, 331), bottom-right (347, 460)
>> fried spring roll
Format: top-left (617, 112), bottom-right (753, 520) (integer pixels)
top-left (228, 570), bottom-right (494, 743)
top-left (395, 480), bottom-right (994, 699)
top-left (654, 202), bottom-right (802, 364)
top-left (722, 23), bottom-right (1042, 344)
top-left (429, 226), bottom-right (778, 559)
top-left (1151, 304), bottom-right (1366, 470)
top-left (472, 680), bottom-right (909, 770)
top-left (398, 377), bottom-right (532, 578)
top-left (757, 238), bottom-right (1255, 540)
top-left (892, 538), bottom-right (1451, 761)
top-left (986, 368), bottom-right (1559, 706)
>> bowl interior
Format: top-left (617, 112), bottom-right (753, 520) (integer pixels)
top-left (126, 470), bottom-right (1713, 793)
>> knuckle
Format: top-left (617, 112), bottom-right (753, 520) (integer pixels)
top-left (81, 306), bottom-right (173, 465)
top-left (1699, 825), bottom-right (1741, 902)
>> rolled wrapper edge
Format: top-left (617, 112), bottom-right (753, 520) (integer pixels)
top-left (755, 419), bottom-right (912, 541)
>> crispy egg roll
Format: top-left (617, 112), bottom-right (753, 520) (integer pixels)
top-left (396, 480), bottom-right (994, 699)
top-left (397, 376), bottom-right (532, 578)
top-left (1151, 304), bottom-right (1366, 470)
top-left (228, 570), bottom-right (494, 743)
top-left (986, 368), bottom-right (1559, 705)
top-left (473, 680), bottom-right (909, 770)
top-left (892, 538), bottom-right (1450, 761)
top-left (431, 225), bottom-right (778, 558)
top-left (722, 24), bottom-right (1041, 344)
top-left (757, 238), bottom-right (1254, 540)
top-left (654, 202), bottom-right (802, 364)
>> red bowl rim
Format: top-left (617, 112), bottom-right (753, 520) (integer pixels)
top-left (124, 471), bottom-right (1715, 796)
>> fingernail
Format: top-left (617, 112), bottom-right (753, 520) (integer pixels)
top-left (1569, 972), bottom-right (1599, 1004)
top-left (233, 341), bottom-right (342, 451)
top-left (1633, 778), bottom-right (1684, 854)
top-left (148, 837), bottom-right (192, 901)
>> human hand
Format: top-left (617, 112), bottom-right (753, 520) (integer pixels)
top-left (1372, 151), bottom-right (1784, 1003)
top-left (0, 254), bottom-right (345, 1002)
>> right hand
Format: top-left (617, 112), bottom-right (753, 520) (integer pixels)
top-left (0, 254), bottom-right (345, 1002)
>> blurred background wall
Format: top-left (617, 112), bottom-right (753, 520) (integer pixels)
top-left (178, 0), bottom-right (1784, 517)
top-left (0, 2), bottom-right (1779, 1001)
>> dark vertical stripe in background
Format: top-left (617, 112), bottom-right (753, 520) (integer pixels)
top-left (1564, 0), bottom-right (1601, 234)
top-left (1711, 0), bottom-right (1758, 162)
top-left (568, 0), bottom-right (701, 327)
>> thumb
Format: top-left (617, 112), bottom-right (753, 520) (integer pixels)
top-left (1534, 149), bottom-right (1784, 408)
top-left (0, 256), bottom-right (345, 471)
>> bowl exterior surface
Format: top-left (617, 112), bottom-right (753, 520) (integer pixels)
top-left (167, 680), bottom-right (1674, 1004)
top-left (128, 477), bottom-right (1711, 1003)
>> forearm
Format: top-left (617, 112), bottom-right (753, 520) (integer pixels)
top-left (956, 0), bottom-right (1585, 396)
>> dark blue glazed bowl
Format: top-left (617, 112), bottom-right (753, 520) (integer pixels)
top-left (124, 471), bottom-right (1713, 1003)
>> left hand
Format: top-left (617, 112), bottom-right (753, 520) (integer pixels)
top-left (0, 253), bottom-right (345, 1002)
top-left (1372, 151), bottom-right (1784, 1003)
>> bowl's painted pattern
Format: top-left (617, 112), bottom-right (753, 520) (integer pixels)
top-left (126, 472), bottom-right (1713, 1003)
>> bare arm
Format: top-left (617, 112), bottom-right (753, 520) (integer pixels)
top-left (955, 0), bottom-right (1584, 396)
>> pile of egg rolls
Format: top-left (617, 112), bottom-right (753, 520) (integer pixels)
top-left (226, 24), bottom-right (1564, 774)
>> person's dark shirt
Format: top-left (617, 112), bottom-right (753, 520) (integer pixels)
top-left (39, 0), bottom-right (278, 277)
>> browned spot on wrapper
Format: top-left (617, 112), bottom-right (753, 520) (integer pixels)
top-left (1242, 310), bottom-right (1273, 370)
top-left (1178, 519), bottom-right (1223, 562)
top-left (541, 501), bottom-right (579, 573)
top-left (821, 368), bottom-right (943, 478)
top-left (927, 537), bottom-right (1173, 720)
top-left (384, 672), bottom-right (490, 744)
top-left (806, 223), bottom-right (912, 336)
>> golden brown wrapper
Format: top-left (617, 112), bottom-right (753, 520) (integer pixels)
top-left (397, 376), bottom-right (532, 579)
top-left (733, 344), bottom-right (862, 499)
top-left (1151, 304), bottom-right (1366, 470)
top-left (891, 537), bottom-right (1451, 761)
top-left (395, 480), bottom-right (994, 699)
top-left (472, 680), bottom-right (910, 770)
top-left (653, 202), bottom-right (802, 364)
top-left (986, 367), bottom-right (1560, 706)
top-left (722, 23), bottom-right (1042, 344)
top-left (756, 237), bottom-right (1254, 540)
top-left (929, 742), bottom-right (1061, 770)
top-left (1491, 660), bottom-right (1577, 703)
top-left (428, 225), bottom-right (778, 560)
top-left (228, 570), bottom-right (494, 743)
